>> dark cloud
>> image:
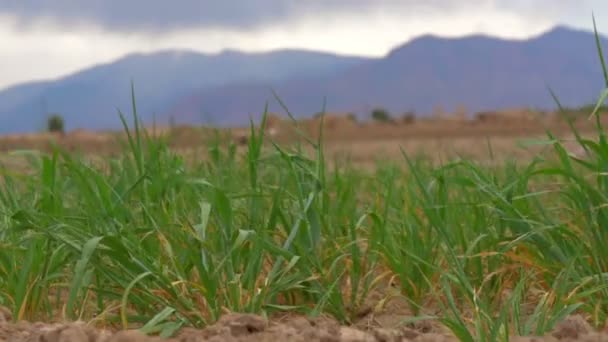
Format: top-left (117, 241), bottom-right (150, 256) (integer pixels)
top-left (495, 0), bottom-right (593, 16)
top-left (1, 1), bottom-right (289, 31)
top-left (0, 0), bottom-right (594, 33)
top-left (0, 0), bottom-right (479, 32)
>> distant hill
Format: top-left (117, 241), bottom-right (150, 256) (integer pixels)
top-left (1, 25), bottom-right (608, 133)
top-left (0, 49), bottom-right (368, 133)
top-left (167, 25), bottom-right (608, 126)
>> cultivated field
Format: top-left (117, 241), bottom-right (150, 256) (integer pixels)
top-left (0, 105), bottom-right (608, 342)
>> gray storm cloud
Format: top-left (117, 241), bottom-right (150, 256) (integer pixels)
top-left (0, 0), bottom-right (598, 33)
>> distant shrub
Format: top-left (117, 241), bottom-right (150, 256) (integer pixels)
top-left (346, 112), bottom-right (358, 122)
top-left (474, 111), bottom-right (497, 123)
top-left (47, 114), bottom-right (65, 134)
top-left (371, 108), bottom-right (392, 122)
top-left (401, 111), bottom-right (416, 124)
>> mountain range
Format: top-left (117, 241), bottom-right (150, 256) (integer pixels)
top-left (0, 25), bottom-right (607, 133)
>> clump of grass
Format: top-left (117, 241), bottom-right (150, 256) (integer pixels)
top-left (46, 114), bottom-right (65, 134)
top-left (1, 18), bottom-right (608, 341)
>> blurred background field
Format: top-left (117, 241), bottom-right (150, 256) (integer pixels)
top-left (1, 107), bottom-right (605, 162)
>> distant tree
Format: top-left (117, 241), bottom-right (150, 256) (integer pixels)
top-left (47, 113), bottom-right (65, 134)
top-left (371, 108), bottom-right (392, 122)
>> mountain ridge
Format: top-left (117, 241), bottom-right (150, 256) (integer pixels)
top-left (0, 47), bottom-right (370, 133)
top-left (165, 25), bottom-right (608, 126)
top-left (0, 24), bottom-right (606, 133)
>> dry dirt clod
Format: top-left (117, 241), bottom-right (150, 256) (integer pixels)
top-left (106, 330), bottom-right (157, 342)
top-left (371, 327), bottom-right (415, 342)
top-left (0, 323), bottom-right (25, 342)
top-left (223, 314), bottom-right (267, 336)
top-left (551, 315), bottom-right (593, 340)
top-left (406, 320), bottom-right (445, 335)
top-left (187, 313), bottom-right (269, 341)
top-left (55, 326), bottom-right (90, 342)
top-left (0, 306), bottom-right (12, 323)
top-left (412, 333), bottom-right (457, 342)
top-left (173, 327), bottom-right (205, 342)
top-left (580, 332), bottom-right (608, 341)
top-left (510, 337), bottom-right (558, 342)
top-left (339, 327), bottom-right (376, 342)
top-left (25, 323), bottom-right (95, 342)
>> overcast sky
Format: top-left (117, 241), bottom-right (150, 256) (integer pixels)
top-left (0, 0), bottom-right (607, 90)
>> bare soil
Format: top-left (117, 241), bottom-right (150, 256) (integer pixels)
top-left (2, 305), bottom-right (608, 342)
